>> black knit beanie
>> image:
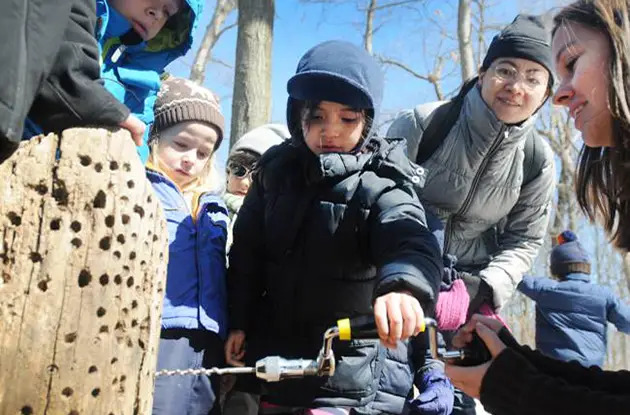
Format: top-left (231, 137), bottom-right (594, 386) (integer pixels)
top-left (482, 14), bottom-right (553, 81)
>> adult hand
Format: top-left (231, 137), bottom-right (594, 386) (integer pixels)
top-left (119, 114), bottom-right (146, 146)
top-left (451, 313), bottom-right (505, 349)
top-left (445, 321), bottom-right (507, 399)
top-left (225, 329), bottom-right (246, 367)
top-left (373, 291), bottom-right (424, 349)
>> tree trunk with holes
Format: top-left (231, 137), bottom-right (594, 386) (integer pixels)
top-left (230, 0), bottom-right (274, 148)
top-left (0, 129), bottom-right (168, 415)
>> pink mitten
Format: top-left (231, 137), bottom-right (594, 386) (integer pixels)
top-left (435, 279), bottom-right (470, 330)
top-left (478, 302), bottom-right (510, 331)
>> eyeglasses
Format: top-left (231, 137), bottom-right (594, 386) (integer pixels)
top-left (491, 63), bottom-right (548, 92)
top-left (228, 163), bottom-right (255, 179)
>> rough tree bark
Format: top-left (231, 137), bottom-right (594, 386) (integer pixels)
top-left (0, 129), bottom-right (168, 415)
top-left (189, 0), bottom-right (237, 85)
top-left (230, 0), bottom-right (274, 148)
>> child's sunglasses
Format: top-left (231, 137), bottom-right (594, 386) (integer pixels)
top-left (228, 163), bottom-right (254, 179)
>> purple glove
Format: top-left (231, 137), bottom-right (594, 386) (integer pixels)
top-left (408, 367), bottom-right (454, 415)
top-left (435, 279), bottom-right (470, 330)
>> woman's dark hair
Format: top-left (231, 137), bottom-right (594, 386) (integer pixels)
top-left (554, 0), bottom-right (630, 250)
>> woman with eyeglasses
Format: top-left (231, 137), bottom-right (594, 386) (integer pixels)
top-left (388, 14), bottom-right (556, 415)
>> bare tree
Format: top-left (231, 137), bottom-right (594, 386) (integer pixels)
top-left (230, 0), bottom-right (275, 147)
top-left (190, 0), bottom-right (238, 84)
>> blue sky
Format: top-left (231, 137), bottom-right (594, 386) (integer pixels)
top-left (167, 0), bottom-right (561, 163)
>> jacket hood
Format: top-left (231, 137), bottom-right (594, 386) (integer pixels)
top-left (98, 0), bottom-right (202, 56)
top-left (285, 40), bottom-right (384, 146)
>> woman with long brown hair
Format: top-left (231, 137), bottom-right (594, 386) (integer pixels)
top-left (445, 1), bottom-right (630, 414)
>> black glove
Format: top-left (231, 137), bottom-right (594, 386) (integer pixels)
top-left (459, 272), bottom-right (493, 314)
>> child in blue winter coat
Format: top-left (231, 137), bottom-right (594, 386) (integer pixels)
top-left (224, 40), bottom-right (444, 415)
top-left (147, 75), bottom-right (228, 415)
top-left (97, 0), bottom-right (203, 163)
top-left (517, 230), bottom-right (630, 368)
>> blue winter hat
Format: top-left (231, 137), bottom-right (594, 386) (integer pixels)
top-left (285, 40), bottom-right (384, 141)
top-left (550, 230), bottom-right (591, 276)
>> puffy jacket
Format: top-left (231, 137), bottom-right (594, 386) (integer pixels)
top-left (146, 168), bottom-right (228, 338)
top-left (228, 137), bottom-right (442, 409)
top-left (96, 0), bottom-right (203, 162)
top-left (518, 273), bottom-right (630, 367)
top-left (9, 0), bottom-right (129, 141)
top-left (387, 85), bottom-right (555, 310)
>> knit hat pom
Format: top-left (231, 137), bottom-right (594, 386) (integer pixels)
top-left (557, 230), bottom-right (578, 245)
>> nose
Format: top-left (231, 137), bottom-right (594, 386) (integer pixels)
top-left (321, 119), bottom-right (341, 139)
top-left (147, 7), bottom-right (163, 21)
top-left (552, 82), bottom-right (573, 106)
top-left (504, 77), bottom-right (526, 94)
top-left (241, 177), bottom-right (251, 191)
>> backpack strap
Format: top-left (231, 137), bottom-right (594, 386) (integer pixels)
top-left (415, 77), bottom-right (478, 165)
top-left (522, 133), bottom-right (545, 186)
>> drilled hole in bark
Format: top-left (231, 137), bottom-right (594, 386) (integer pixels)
top-left (117, 234), bottom-right (125, 244)
top-left (131, 300), bottom-right (138, 309)
top-left (78, 270), bottom-right (92, 287)
top-left (71, 238), bottom-right (82, 248)
top-left (114, 274), bottom-right (122, 285)
top-left (120, 375), bottom-right (126, 382)
top-left (52, 179), bottom-right (69, 205)
top-left (126, 338), bottom-right (133, 348)
top-left (133, 205), bottom-right (144, 218)
top-left (68, 410), bottom-right (79, 415)
top-left (131, 319), bottom-right (138, 328)
top-left (127, 180), bottom-right (135, 189)
top-left (7, 212), bottom-right (21, 226)
top-left (99, 274), bottom-right (109, 286)
top-left (110, 161), bottom-right (119, 170)
top-left (37, 280), bottom-right (48, 292)
top-left (129, 251), bottom-right (136, 260)
top-left (121, 214), bottom-right (130, 225)
top-left (105, 215), bottom-right (115, 228)
top-left (64, 332), bottom-right (77, 343)
top-left (94, 162), bottom-right (103, 172)
top-left (131, 233), bottom-right (137, 240)
top-left (99, 236), bottom-right (111, 251)
top-left (112, 377), bottom-right (118, 385)
top-left (70, 221), bottom-right (81, 232)
top-left (21, 406), bottom-right (33, 415)
top-left (29, 252), bottom-right (42, 263)
top-left (111, 357), bottom-right (118, 365)
top-left (61, 387), bottom-right (73, 397)
top-left (88, 365), bottom-right (97, 374)
top-left (147, 195), bottom-right (152, 203)
top-left (79, 155), bottom-right (92, 166)
top-left (93, 190), bottom-right (106, 208)
top-left (91, 388), bottom-right (100, 398)
top-left (50, 218), bottom-right (61, 230)
top-left (153, 234), bottom-right (159, 242)
top-left (126, 277), bottom-right (134, 288)
top-left (97, 307), bottom-right (106, 318)
top-left (99, 325), bottom-right (109, 334)
top-left (34, 183), bottom-right (48, 195)
top-left (123, 162), bottom-right (131, 172)
top-left (138, 339), bottom-right (145, 349)
top-left (113, 251), bottom-right (121, 260)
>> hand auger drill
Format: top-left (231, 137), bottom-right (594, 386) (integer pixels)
top-left (154, 316), bottom-right (491, 380)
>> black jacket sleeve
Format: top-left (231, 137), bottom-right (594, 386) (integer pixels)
top-left (369, 185), bottom-right (442, 311)
top-left (477, 329), bottom-right (630, 415)
top-left (227, 176), bottom-right (267, 332)
top-left (27, 0), bottom-right (129, 132)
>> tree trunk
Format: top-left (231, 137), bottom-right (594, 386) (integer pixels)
top-left (189, 0), bottom-right (237, 85)
top-left (230, 0), bottom-right (275, 148)
top-left (0, 129), bottom-right (168, 415)
top-left (457, 0), bottom-right (475, 81)
top-left (363, 0), bottom-right (377, 54)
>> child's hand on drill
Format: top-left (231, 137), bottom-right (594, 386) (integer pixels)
top-left (374, 291), bottom-right (425, 349)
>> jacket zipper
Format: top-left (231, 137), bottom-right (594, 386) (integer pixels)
top-left (444, 126), bottom-right (508, 254)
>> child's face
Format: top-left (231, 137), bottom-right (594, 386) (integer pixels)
top-left (226, 163), bottom-right (254, 196)
top-left (302, 101), bottom-right (366, 155)
top-left (156, 121), bottom-right (218, 188)
top-left (109, 0), bottom-right (183, 41)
